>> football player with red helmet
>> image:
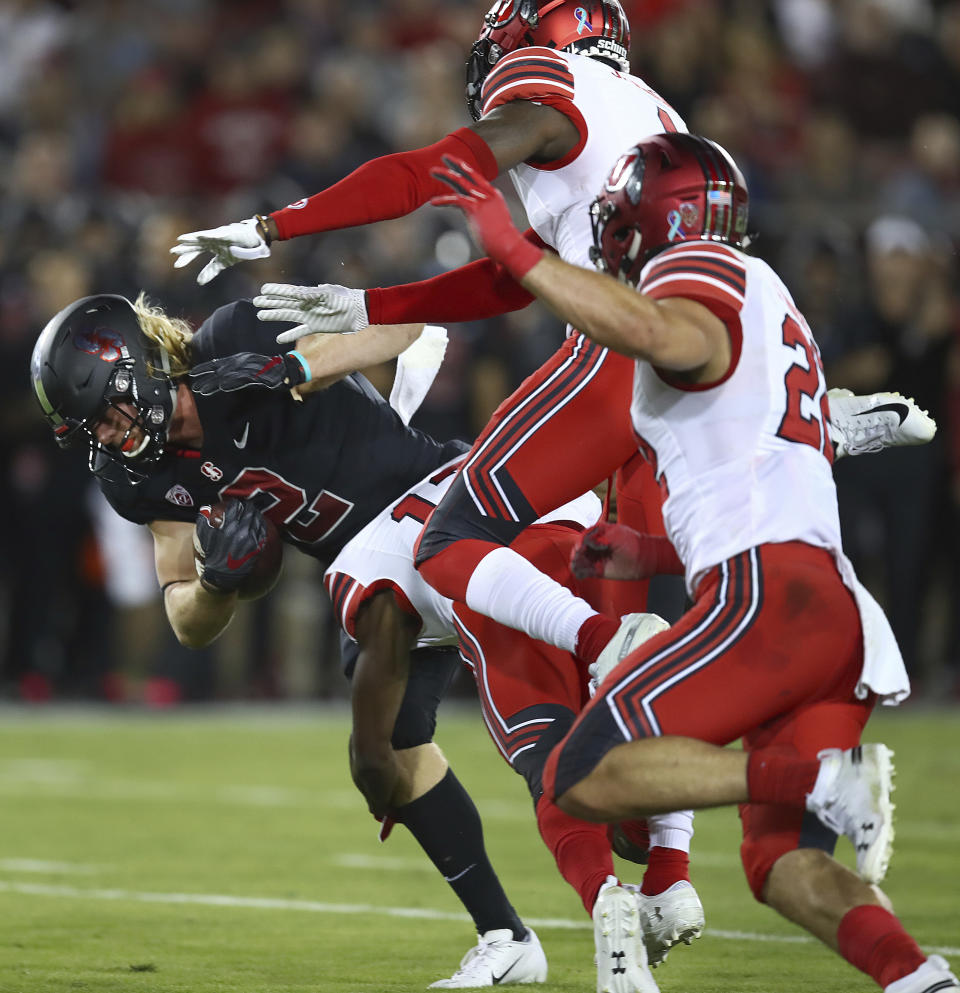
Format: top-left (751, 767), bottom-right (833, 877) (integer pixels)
top-left (429, 132), bottom-right (957, 993)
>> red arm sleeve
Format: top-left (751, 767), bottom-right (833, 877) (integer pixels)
top-left (271, 127), bottom-right (498, 241)
top-left (365, 229), bottom-right (547, 324)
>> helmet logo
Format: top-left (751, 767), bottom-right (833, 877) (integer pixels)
top-left (201, 461), bottom-right (223, 482)
top-left (679, 202), bottom-right (699, 227)
top-left (574, 7), bottom-right (593, 33)
top-left (75, 326), bottom-right (124, 363)
top-left (606, 151), bottom-right (639, 192)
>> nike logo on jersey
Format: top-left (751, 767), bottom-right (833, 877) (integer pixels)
top-left (227, 538), bottom-right (266, 570)
top-left (855, 402), bottom-right (907, 425)
top-left (233, 423), bottom-right (250, 448)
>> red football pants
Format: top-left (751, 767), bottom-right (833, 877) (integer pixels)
top-left (415, 335), bottom-right (662, 604)
top-left (543, 541), bottom-right (875, 899)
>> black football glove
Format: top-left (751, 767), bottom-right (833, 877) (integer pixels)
top-left (193, 498), bottom-right (268, 594)
top-left (189, 351), bottom-right (308, 396)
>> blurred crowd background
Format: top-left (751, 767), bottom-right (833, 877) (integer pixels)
top-left (1, 0), bottom-right (958, 705)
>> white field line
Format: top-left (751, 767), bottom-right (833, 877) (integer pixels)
top-left (0, 859), bottom-right (103, 874)
top-left (0, 879), bottom-right (957, 958)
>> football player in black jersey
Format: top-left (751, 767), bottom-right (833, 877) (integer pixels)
top-left (29, 292), bottom-right (547, 987)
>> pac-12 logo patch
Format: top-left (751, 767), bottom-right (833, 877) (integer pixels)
top-left (74, 326), bottom-right (124, 362)
top-left (678, 202), bottom-right (699, 228)
top-left (164, 484), bottom-right (194, 507)
top-left (285, 198), bottom-right (308, 209)
top-left (200, 461), bottom-right (223, 482)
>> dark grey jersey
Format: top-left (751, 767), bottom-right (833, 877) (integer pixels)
top-left (100, 300), bottom-right (466, 562)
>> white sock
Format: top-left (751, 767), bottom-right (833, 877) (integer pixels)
top-left (648, 810), bottom-right (694, 853)
top-left (465, 546), bottom-right (597, 652)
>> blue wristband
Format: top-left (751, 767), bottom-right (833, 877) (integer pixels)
top-left (289, 350), bottom-right (312, 382)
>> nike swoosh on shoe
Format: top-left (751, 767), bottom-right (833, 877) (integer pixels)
top-left (492, 954), bottom-right (525, 985)
top-left (854, 402), bottom-right (907, 425)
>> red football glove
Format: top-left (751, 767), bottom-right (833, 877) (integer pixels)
top-left (570, 522), bottom-right (685, 581)
top-left (430, 156), bottom-right (545, 280)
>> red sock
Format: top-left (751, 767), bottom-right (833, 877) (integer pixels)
top-left (640, 847), bottom-right (691, 895)
top-left (837, 905), bottom-right (927, 988)
top-left (746, 749), bottom-right (820, 807)
top-left (575, 614), bottom-right (621, 665)
top-left (536, 794), bottom-right (613, 915)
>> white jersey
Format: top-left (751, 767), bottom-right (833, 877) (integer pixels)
top-left (325, 457), bottom-right (602, 648)
top-left (480, 48), bottom-right (687, 269)
top-left (629, 242), bottom-right (842, 591)
top-left (629, 241), bottom-right (908, 703)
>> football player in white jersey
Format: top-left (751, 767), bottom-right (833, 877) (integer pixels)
top-left (172, 0), bottom-right (705, 945)
top-left (327, 464), bottom-right (669, 992)
top-left (426, 134), bottom-right (957, 993)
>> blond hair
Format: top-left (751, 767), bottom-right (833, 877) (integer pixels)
top-left (133, 291), bottom-right (194, 378)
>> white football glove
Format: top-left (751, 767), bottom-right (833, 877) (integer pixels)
top-left (254, 283), bottom-right (369, 342)
top-left (170, 216), bottom-right (271, 285)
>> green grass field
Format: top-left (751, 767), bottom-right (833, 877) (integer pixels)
top-left (0, 703), bottom-right (957, 993)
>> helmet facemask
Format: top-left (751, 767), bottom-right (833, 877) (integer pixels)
top-left (85, 347), bottom-right (175, 483)
top-left (466, 0), bottom-right (540, 121)
top-left (589, 147), bottom-right (648, 285)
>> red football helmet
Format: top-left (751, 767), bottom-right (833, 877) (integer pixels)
top-left (589, 133), bottom-right (750, 285)
top-left (466, 0), bottom-right (631, 120)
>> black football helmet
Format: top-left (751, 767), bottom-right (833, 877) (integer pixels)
top-left (30, 294), bottom-right (177, 483)
top-left (466, 0), bottom-right (631, 121)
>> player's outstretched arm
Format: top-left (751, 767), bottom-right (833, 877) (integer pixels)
top-left (278, 323), bottom-right (427, 396)
top-left (257, 244), bottom-right (541, 344)
top-left (170, 102), bottom-right (574, 284)
top-left (349, 590), bottom-right (421, 819)
top-left (149, 518), bottom-right (238, 648)
top-left (430, 156), bottom-right (729, 375)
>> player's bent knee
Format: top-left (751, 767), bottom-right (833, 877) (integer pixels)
top-left (742, 838), bottom-right (793, 902)
top-left (553, 778), bottom-right (611, 822)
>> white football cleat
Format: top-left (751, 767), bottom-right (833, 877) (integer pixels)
top-left (827, 388), bottom-right (937, 459)
top-left (593, 879), bottom-right (659, 993)
top-left (428, 928), bottom-right (547, 988)
top-left (634, 880), bottom-right (705, 968)
top-left (883, 954), bottom-right (960, 992)
top-left (806, 744), bottom-right (895, 883)
top-left (590, 613), bottom-right (670, 696)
